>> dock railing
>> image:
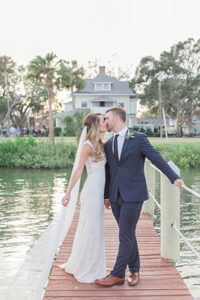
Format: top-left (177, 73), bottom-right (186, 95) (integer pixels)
top-left (143, 159), bottom-right (200, 262)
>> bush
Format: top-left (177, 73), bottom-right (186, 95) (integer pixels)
top-left (0, 137), bottom-right (77, 168)
top-left (154, 128), bottom-right (158, 133)
top-left (139, 127), bottom-right (145, 133)
top-left (146, 128), bottom-right (153, 137)
top-left (54, 127), bottom-right (62, 136)
top-left (154, 143), bottom-right (200, 169)
top-left (63, 110), bottom-right (90, 137)
top-left (63, 115), bottom-right (76, 136)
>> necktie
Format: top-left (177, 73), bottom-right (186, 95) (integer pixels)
top-left (114, 134), bottom-right (119, 161)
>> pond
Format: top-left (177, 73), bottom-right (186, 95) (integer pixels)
top-left (0, 167), bottom-right (199, 299)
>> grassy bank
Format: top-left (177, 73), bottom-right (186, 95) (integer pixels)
top-left (153, 143), bottom-right (200, 168)
top-left (0, 136), bottom-right (200, 169)
top-left (0, 136), bottom-right (76, 168)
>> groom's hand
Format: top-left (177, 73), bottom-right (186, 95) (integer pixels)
top-left (173, 178), bottom-right (184, 190)
top-left (104, 199), bottom-right (111, 209)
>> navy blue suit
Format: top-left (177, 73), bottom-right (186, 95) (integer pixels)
top-left (104, 131), bottom-right (179, 278)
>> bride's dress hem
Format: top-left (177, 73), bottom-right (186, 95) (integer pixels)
top-left (58, 140), bottom-right (106, 285)
top-left (58, 263), bottom-right (106, 283)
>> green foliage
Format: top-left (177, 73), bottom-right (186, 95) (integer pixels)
top-left (57, 60), bottom-right (85, 90)
top-left (154, 143), bottom-right (200, 169)
top-left (132, 38), bottom-right (200, 133)
top-left (63, 110), bottom-right (90, 137)
top-left (146, 128), bottom-right (153, 136)
top-left (129, 126), bottom-right (158, 137)
top-left (0, 137), bottom-right (200, 170)
top-left (139, 127), bottom-right (145, 133)
top-left (129, 126), bottom-right (140, 131)
top-left (0, 136), bottom-right (77, 168)
top-left (63, 115), bottom-right (76, 136)
top-left (54, 127), bottom-right (62, 136)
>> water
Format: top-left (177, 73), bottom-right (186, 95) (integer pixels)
top-left (0, 167), bottom-right (200, 298)
top-left (153, 168), bottom-right (200, 299)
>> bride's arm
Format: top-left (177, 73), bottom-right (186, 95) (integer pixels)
top-left (62, 144), bottom-right (92, 207)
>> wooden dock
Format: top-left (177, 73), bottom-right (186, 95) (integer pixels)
top-left (43, 206), bottom-right (193, 300)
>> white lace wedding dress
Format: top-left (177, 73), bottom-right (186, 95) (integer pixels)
top-left (59, 140), bottom-right (106, 283)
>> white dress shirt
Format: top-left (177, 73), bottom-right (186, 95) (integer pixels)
top-left (112, 127), bottom-right (128, 160)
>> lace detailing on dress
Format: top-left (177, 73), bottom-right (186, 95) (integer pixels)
top-left (59, 138), bottom-right (106, 283)
top-left (82, 140), bottom-right (106, 175)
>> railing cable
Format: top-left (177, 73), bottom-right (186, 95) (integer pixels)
top-left (147, 160), bottom-right (200, 261)
top-left (149, 192), bottom-right (161, 210)
top-left (172, 222), bottom-right (200, 262)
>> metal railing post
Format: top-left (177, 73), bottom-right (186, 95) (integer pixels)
top-left (160, 163), bottom-right (180, 261)
top-left (143, 160), bottom-right (155, 217)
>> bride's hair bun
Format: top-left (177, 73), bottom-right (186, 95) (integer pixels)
top-left (83, 113), bottom-right (101, 129)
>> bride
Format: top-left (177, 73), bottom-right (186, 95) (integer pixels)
top-left (60, 112), bottom-right (107, 283)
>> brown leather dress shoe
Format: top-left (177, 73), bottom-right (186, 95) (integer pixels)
top-left (127, 272), bottom-right (140, 286)
top-left (95, 274), bottom-right (125, 287)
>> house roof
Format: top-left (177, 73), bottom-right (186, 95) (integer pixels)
top-left (75, 71), bottom-right (135, 96)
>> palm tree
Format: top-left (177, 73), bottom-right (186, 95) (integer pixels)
top-left (57, 60), bottom-right (85, 111)
top-left (0, 56), bottom-right (16, 126)
top-left (27, 53), bottom-right (58, 145)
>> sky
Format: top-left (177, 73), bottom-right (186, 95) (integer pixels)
top-left (0, 0), bottom-right (200, 77)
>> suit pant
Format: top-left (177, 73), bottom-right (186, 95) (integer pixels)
top-left (110, 192), bottom-right (143, 278)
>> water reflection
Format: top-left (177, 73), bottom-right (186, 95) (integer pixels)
top-left (0, 168), bottom-right (72, 298)
top-left (153, 168), bottom-right (200, 299)
top-left (0, 168), bottom-right (200, 298)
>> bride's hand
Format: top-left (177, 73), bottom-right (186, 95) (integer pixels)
top-left (61, 193), bottom-right (71, 207)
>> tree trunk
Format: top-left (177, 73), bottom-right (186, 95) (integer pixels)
top-left (19, 113), bottom-right (26, 128)
top-left (71, 86), bottom-right (75, 111)
top-left (1, 94), bottom-right (20, 127)
top-left (187, 100), bottom-right (193, 136)
top-left (176, 102), bottom-right (181, 137)
top-left (46, 78), bottom-right (55, 145)
top-left (3, 71), bottom-right (10, 127)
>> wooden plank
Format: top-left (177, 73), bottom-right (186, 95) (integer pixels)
top-left (44, 296), bottom-right (192, 300)
top-left (43, 207), bottom-right (193, 299)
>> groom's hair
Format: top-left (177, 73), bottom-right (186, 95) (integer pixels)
top-left (106, 107), bottom-right (126, 122)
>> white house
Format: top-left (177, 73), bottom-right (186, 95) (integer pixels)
top-left (54, 66), bottom-right (138, 131)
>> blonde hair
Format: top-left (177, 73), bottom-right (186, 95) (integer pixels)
top-left (83, 113), bottom-right (104, 162)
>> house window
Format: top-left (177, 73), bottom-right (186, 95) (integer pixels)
top-left (94, 83), bottom-right (111, 91)
top-left (81, 100), bottom-right (87, 108)
top-left (92, 101), bottom-right (114, 108)
top-left (103, 83), bottom-right (111, 90)
top-left (118, 103), bottom-right (124, 108)
top-left (105, 101), bottom-right (113, 107)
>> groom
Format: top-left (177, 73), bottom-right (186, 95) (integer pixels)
top-left (95, 107), bottom-right (184, 287)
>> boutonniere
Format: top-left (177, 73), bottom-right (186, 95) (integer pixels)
top-left (125, 131), bottom-right (135, 140)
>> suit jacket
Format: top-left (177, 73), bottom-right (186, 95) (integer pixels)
top-left (104, 131), bottom-right (179, 203)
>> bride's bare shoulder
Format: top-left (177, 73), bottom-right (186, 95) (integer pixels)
top-left (83, 140), bottom-right (93, 148)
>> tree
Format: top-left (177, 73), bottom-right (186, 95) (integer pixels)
top-left (0, 64), bottom-right (47, 128)
top-left (27, 53), bottom-right (59, 144)
top-left (63, 110), bottom-right (89, 137)
top-left (57, 60), bottom-right (85, 111)
top-left (0, 56), bottom-right (16, 126)
top-left (131, 38), bottom-right (200, 135)
top-left (10, 80), bottom-right (47, 128)
top-left (85, 57), bottom-right (133, 80)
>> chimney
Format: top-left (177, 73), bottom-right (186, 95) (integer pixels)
top-left (99, 66), bottom-right (105, 73)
